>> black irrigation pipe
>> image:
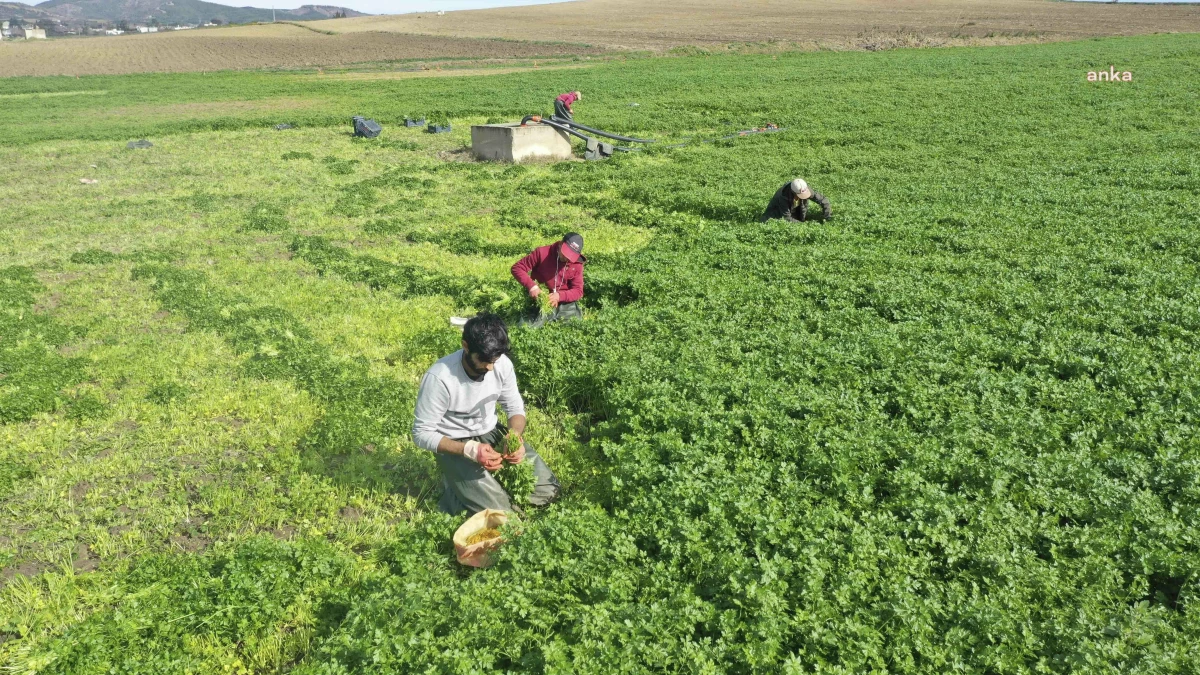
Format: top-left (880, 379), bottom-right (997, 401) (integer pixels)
top-left (533, 117), bottom-right (598, 144)
top-left (548, 116), bottom-right (657, 144)
top-left (518, 115), bottom-right (787, 155)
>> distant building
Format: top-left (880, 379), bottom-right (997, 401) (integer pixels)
top-left (1, 21), bottom-right (9, 39)
top-left (105, 28), bottom-right (124, 35)
top-left (135, 25), bottom-right (158, 33)
top-left (11, 25), bottom-right (48, 40)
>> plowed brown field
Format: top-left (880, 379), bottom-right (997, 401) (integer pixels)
top-left (315, 0), bottom-right (1200, 49)
top-left (2, 0), bottom-right (1197, 77)
top-left (0, 24), bottom-right (607, 77)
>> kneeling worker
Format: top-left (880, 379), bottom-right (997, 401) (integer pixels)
top-left (412, 314), bottom-right (560, 515)
top-left (511, 233), bottom-right (586, 328)
top-left (762, 178), bottom-right (833, 223)
top-left (554, 90), bottom-right (582, 121)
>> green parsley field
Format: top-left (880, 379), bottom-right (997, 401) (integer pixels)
top-left (2, 33), bottom-right (1198, 673)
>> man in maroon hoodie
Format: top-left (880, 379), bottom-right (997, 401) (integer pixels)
top-left (553, 91), bottom-right (581, 121)
top-left (511, 233), bottom-right (586, 328)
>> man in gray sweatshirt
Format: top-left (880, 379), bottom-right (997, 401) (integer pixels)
top-left (412, 313), bottom-right (560, 514)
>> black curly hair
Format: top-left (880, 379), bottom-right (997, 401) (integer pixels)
top-left (462, 313), bottom-right (510, 362)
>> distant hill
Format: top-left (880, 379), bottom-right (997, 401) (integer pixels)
top-left (8, 0), bottom-right (365, 24)
top-left (1, 1), bottom-right (58, 22)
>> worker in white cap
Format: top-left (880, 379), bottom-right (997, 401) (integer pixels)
top-left (554, 91), bottom-right (582, 121)
top-left (761, 178), bottom-right (832, 223)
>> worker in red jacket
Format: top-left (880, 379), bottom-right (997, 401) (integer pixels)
top-left (554, 91), bottom-right (581, 121)
top-left (511, 233), bottom-right (586, 328)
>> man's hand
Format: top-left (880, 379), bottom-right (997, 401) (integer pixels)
top-left (528, 285), bottom-right (541, 299)
top-left (505, 435), bottom-right (526, 464)
top-left (548, 292), bottom-right (560, 308)
top-left (477, 444), bottom-right (504, 471)
top-left (464, 440), bottom-right (504, 471)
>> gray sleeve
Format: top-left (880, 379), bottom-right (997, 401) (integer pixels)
top-left (412, 371), bottom-right (450, 452)
top-left (496, 357), bottom-right (526, 420)
top-left (811, 191), bottom-right (832, 219)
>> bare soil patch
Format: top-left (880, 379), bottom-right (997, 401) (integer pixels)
top-left (1, 561), bottom-right (48, 585)
top-left (169, 533), bottom-right (211, 553)
top-left (72, 543), bottom-right (99, 573)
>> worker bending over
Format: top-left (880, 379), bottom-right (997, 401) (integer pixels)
top-left (554, 91), bottom-right (582, 121)
top-left (412, 314), bottom-right (560, 515)
top-left (762, 178), bottom-right (833, 223)
top-left (511, 233), bottom-right (586, 328)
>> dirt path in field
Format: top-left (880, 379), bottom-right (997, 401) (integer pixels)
top-left (313, 0), bottom-right (1200, 49)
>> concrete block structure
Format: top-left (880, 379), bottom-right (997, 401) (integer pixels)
top-left (11, 26), bottom-right (47, 39)
top-left (471, 123), bottom-right (573, 163)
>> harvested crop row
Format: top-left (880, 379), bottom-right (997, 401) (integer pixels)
top-left (288, 235), bottom-right (517, 313)
top-left (131, 263), bottom-right (419, 457)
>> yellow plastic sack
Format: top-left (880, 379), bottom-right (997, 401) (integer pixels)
top-left (453, 509), bottom-right (511, 568)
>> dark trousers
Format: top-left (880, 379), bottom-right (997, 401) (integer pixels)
top-left (520, 301), bottom-right (583, 329)
top-left (554, 99), bottom-right (573, 121)
top-left (435, 424), bottom-right (560, 515)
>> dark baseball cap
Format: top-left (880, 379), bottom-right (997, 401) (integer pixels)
top-left (560, 232), bottom-right (584, 262)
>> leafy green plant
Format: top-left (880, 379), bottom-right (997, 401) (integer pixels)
top-left (494, 459), bottom-right (535, 507)
top-left (189, 190), bottom-right (220, 212)
top-left (533, 285), bottom-right (554, 316)
top-left (331, 184), bottom-right (378, 216)
top-left (245, 201), bottom-right (289, 233)
top-left (69, 247), bottom-right (179, 266)
top-left (0, 266), bottom-right (86, 424)
top-left (322, 155), bottom-right (360, 176)
top-left (494, 432), bottom-right (537, 506)
top-left (363, 218), bottom-right (405, 236)
top-left (378, 139), bottom-right (420, 151)
top-left (146, 380), bottom-right (189, 406)
top-left (65, 392), bottom-right (109, 421)
top-left (69, 249), bottom-right (119, 265)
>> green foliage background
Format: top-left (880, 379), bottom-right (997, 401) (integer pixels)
top-left (1, 33), bottom-right (1199, 673)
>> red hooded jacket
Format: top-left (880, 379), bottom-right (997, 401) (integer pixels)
top-left (511, 243), bottom-right (586, 303)
top-left (555, 92), bottom-right (579, 112)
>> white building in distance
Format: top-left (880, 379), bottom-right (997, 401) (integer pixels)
top-left (11, 25), bottom-right (48, 39)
